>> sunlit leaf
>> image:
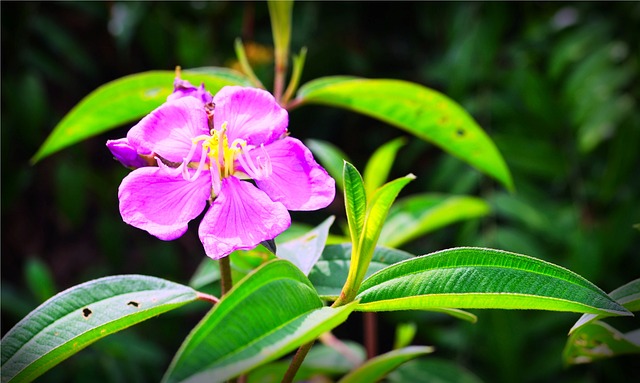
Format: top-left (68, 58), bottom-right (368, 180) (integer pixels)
top-left (356, 247), bottom-right (631, 316)
top-left (569, 278), bottom-right (640, 334)
top-left (337, 346), bottom-right (433, 383)
top-left (32, 68), bottom-right (252, 163)
top-left (363, 137), bottom-right (407, 198)
top-left (163, 260), bottom-right (355, 383)
top-left (1, 275), bottom-right (198, 383)
top-left (343, 161), bottom-right (367, 251)
top-left (563, 321), bottom-right (640, 365)
top-left (296, 77), bottom-right (514, 190)
top-left (379, 194), bottom-right (490, 248)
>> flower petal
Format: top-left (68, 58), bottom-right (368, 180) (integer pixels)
top-left (118, 165), bottom-right (211, 240)
top-left (106, 137), bottom-right (151, 169)
top-left (127, 97), bottom-right (208, 163)
top-left (167, 78), bottom-right (213, 104)
top-left (199, 176), bottom-right (291, 259)
top-left (213, 86), bottom-right (288, 146)
top-left (253, 137), bottom-right (336, 211)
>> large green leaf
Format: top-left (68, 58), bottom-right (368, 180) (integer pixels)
top-left (31, 67), bottom-right (252, 163)
top-left (308, 244), bottom-right (414, 300)
top-left (1, 275), bottom-right (198, 383)
top-left (356, 247), bottom-right (631, 316)
top-left (379, 194), bottom-right (490, 248)
top-left (569, 278), bottom-right (640, 334)
top-left (337, 346), bottom-right (433, 383)
top-left (563, 321), bottom-right (640, 365)
top-left (163, 260), bottom-right (355, 383)
top-left (296, 77), bottom-right (514, 190)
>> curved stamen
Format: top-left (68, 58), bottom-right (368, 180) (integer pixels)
top-left (237, 144), bottom-right (272, 180)
top-left (183, 146), bottom-right (208, 182)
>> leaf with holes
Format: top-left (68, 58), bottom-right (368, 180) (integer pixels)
top-left (356, 247), bottom-right (631, 316)
top-left (31, 67), bottom-right (252, 163)
top-left (563, 321), bottom-right (640, 365)
top-left (1, 275), bottom-right (198, 383)
top-left (296, 77), bottom-right (514, 191)
top-left (162, 260), bottom-right (355, 383)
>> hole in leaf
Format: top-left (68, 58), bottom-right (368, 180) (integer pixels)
top-left (127, 301), bottom-right (140, 308)
top-left (82, 308), bottom-right (92, 318)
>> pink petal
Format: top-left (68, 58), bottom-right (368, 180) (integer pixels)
top-left (118, 165), bottom-right (211, 240)
top-left (213, 86), bottom-right (288, 146)
top-left (254, 137), bottom-right (336, 211)
top-left (106, 137), bottom-right (150, 169)
top-left (199, 176), bottom-right (291, 259)
top-left (127, 97), bottom-right (209, 164)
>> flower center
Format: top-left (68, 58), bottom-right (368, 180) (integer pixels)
top-left (181, 122), bottom-right (272, 196)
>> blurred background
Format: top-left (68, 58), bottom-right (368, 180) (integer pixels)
top-left (2, 2), bottom-right (639, 382)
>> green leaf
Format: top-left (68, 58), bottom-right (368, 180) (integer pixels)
top-left (363, 137), bottom-right (407, 198)
top-left (162, 260), bottom-right (355, 383)
top-left (569, 278), bottom-right (640, 334)
top-left (379, 194), bottom-right (490, 248)
top-left (296, 77), bottom-right (514, 191)
top-left (387, 358), bottom-right (484, 383)
top-left (31, 68), bottom-right (252, 163)
top-left (1, 275), bottom-right (198, 383)
top-left (356, 247), bottom-right (631, 316)
top-left (343, 161), bottom-right (367, 251)
top-left (563, 321), bottom-right (640, 365)
top-left (277, 216), bottom-right (335, 275)
top-left (308, 244), bottom-right (414, 300)
top-left (268, 0), bottom-right (293, 67)
top-left (337, 346), bottom-right (433, 383)
top-left (24, 258), bottom-right (56, 303)
top-left (344, 175), bottom-right (415, 300)
top-left (305, 139), bottom-right (351, 191)
top-left (188, 259), bottom-right (221, 291)
top-left (393, 323), bottom-right (417, 350)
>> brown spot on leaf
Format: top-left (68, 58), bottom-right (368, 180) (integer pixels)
top-left (127, 301), bottom-right (140, 308)
top-left (82, 308), bottom-right (92, 319)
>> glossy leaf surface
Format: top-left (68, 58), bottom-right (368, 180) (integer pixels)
top-left (32, 67), bottom-right (252, 163)
top-left (296, 77), bottom-right (514, 190)
top-left (1, 275), bottom-right (198, 383)
top-left (356, 247), bottom-right (630, 316)
top-left (277, 216), bottom-right (335, 275)
top-left (163, 260), bottom-right (355, 383)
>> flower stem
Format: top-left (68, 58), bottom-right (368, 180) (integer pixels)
top-left (281, 339), bottom-right (315, 383)
top-left (219, 256), bottom-right (233, 296)
top-left (364, 312), bottom-right (378, 359)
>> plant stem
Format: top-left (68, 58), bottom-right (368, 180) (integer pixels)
top-left (281, 340), bottom-right (315, 383)
top-left (364, 312), bottom-right (378, 359)
top-left (219, 256), bottom-right (233, 296)
top-left (195, 291), bottom-right (219, 304)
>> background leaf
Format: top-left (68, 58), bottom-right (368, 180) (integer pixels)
top-left (563, 321), bottom-right (640, 365)
top-left (162, 260), bottom-right (355, 383)
top-left (387, 358), bottom-right (484, 383)
top-left (1, 275), bottom-right (198, 383)
top-left (363, 137), bottom-right (407, 198)
top-left (337, 346), bottom-right (434, 383)
top-left (569, 278), bottom-right (640, 334)
top-left (356, 247), bottom-right (631, 316)
top-left (31, 67), bottom-right (252, 163)
top-left (379, 194), bottom-right (490, 248)
top-left (305, 139), bottom-right (351, 192)
top-left (295, 77), bottom-right (514, 191)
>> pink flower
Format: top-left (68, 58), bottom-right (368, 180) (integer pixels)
top-left (109, 83), bottom-right (335, 260)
